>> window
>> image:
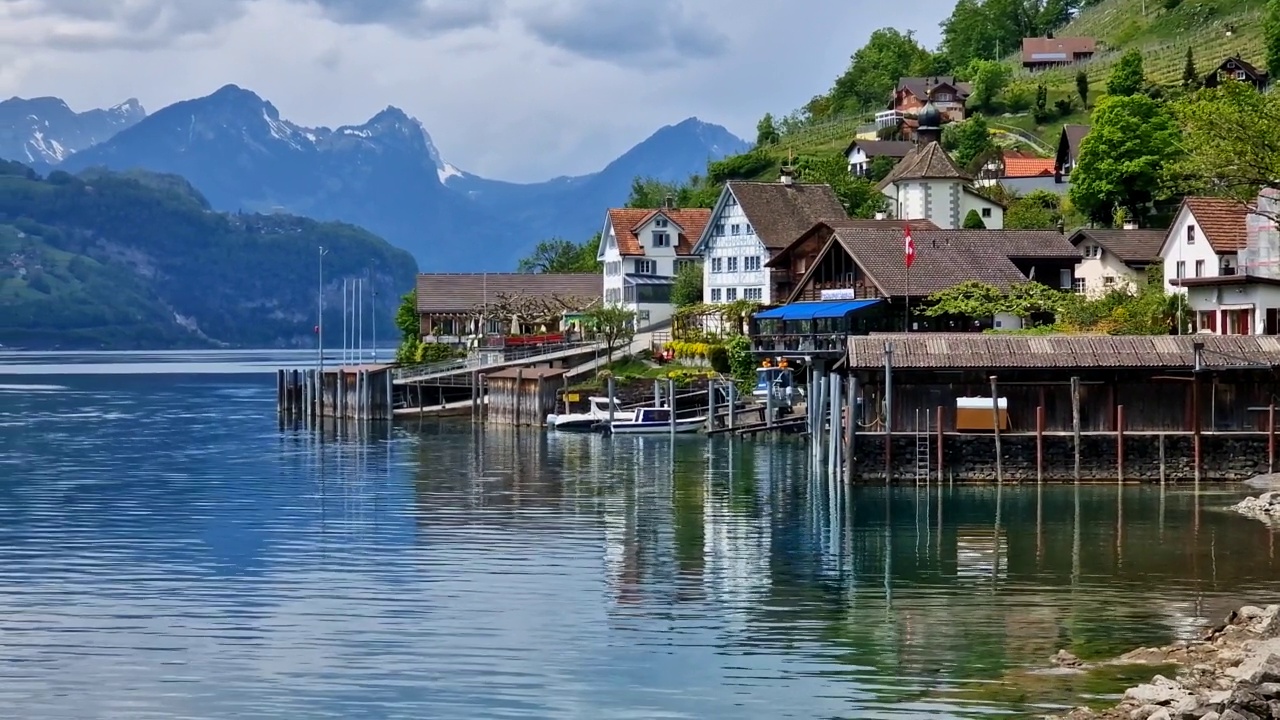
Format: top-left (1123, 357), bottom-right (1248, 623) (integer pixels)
top-left (1195, 259), bottom-right (1205, 277)
top-left (726, 257), bottom-right (739, 272)
top-left (1059, 268), bottom-right (1072, 289)
top-left (655, 218), bottom-right (668, 228)
top-left (1236, 70), bottom-right (1248, 80)
top-left (1103, 276), bottom-right (1115, 286)
top-left (711, 257), bottom-right (723, 273)
top-left (653, 232), bottom-right (670, 248)
top-left (744, 256), bottom-right (761, 272)
top-left (1082, 244), bottom-right (1101, 259)
top-left (744, 287), bottom-right (763, 301)
top-left (636, 259), bottom-right (656, 274)
top-left (1187, 225), bottom-right (1197, 244)
top-left (981, 207), bottom-right (992, 218)
top-left (726, 195), bottom-right (737, 207)
top-left (745, 224), bottom-right (754, 235)
top-left (1197, 311), bottom-right (1217, 334)
top-left (1175, 261), bottom-right (1186, 278)
top-left (726, 288), bottom-right (738, 301)
top-left (1224, 308), bottom-right (1251, 335)
top-left (714, 223), bottom-right (725, 236)
top-left (935, 92), bottom-right (953, 101)
top-left (711, 288), bottom-right (722, 302)
top-left (1072, 278), bottom-right (1087, 294)
top-left (605, 261), bottom-right (622, 276)
top-left (731, 224), bottom-right (741, 235)
top-left (674, 259), bottom-right (696, 273)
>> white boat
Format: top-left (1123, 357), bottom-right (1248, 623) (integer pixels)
top-left (609, 406), bottom-right (705, 434)
top-left (547, 396), bottom-right (635, 431)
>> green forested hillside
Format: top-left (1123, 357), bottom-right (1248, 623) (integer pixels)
top-left (0, 161), bottom-right (417, 349)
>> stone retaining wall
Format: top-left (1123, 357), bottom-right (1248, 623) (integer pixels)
top-left (847, 433), bottom-right (1273, 482)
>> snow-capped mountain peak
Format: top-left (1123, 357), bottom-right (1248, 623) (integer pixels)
top-left (0, 95), bottom-right (147, 168)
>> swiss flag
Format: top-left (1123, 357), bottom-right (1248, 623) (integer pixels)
top-left (904, 224), bottom-right (915, 269)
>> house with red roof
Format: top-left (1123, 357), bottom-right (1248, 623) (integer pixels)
top-left (598, 200), bottom-right (711, 328)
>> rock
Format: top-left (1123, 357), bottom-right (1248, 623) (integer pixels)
top-left (1198, 713), bottom-right (1219, 720)
top-left (1132, 706), bottom-right (1166, 720)
top-left (1240, 607), bottom-right (1267, 620)
top-left (1251, 606), bottom-right (1280, 637)
top-left (1256, 683), bottom-right (1280, 699)
top-left (1231, 653), bottom-right (1280, 685)
top-left (1218, 710), bottom-right (1260, 720)
top-left (1126, 676), bottom-right (1193, 707)
top-left (1225, 687), bottom-right (1270, 718)
top-left (1054, 649), bottom-right (1084, 668)
top-left (1147, 710), bottom-right (1172, 720)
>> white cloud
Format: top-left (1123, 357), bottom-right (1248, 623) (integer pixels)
top-left (0, 0), bottom-right (953, 182)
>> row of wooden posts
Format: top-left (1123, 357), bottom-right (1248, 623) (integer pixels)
top-left (277, 367), bottom-right (394, 422)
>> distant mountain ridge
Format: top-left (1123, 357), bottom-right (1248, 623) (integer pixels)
top-left (0, 96), bottom-right (144, 169)
top-left (9, 85), bottom-right (749, 270)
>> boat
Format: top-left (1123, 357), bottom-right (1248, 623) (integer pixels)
top-left (608, 406), bottom-right (705, 434)
top-left (547, 396), bottom-right (635, 431)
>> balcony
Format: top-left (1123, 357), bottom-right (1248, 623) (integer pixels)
top-left (751, 333), bottom-right (846, 357)
top-left (876, 110), bottom-right (905, 130)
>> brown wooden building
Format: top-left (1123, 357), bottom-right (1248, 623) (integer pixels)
top-left (415, 272), bottom-right (601, 346)
top-left (1203, 55), bottom-right (1269, 92)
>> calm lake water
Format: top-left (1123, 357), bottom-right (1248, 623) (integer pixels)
top-left (1, 350), bottom-right (1279, 719)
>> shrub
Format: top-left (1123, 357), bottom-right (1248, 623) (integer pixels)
top-left (706, 344), bottom-right (730, 373)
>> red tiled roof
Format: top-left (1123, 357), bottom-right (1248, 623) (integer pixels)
top-left (606, 207), bottom-right (711, 256)
top-left (1002, 155), bottom-right (1057, 178)
top-left (1021, 36), bottom-right (1096, 63)
top-left (1183, 197), bottom-right (1250, 253)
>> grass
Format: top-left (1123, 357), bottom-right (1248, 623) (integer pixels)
top-left (567, 357), bottom-right (717, 391)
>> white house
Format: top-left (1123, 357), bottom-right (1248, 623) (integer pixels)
top-left (599, 203), bottom-right (710, 328)
top-left (691, 173), bottom-right (847, 307)
top-left (875, 104), bottom-right (1004, 230)
top-left (1176, 275), bottom-right (1280, 334)
top-left (1067, 228), bottom-right (1166, 296)
top-left (1159, 196), bottom-right (1247, 295)
top-left (844, 139), bottom-right (913, 177)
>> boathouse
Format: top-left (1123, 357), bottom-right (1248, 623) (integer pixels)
top-left (485, 367), bottom-right (567, 426)
top-left (841, 334), bottom-right (1280, 482)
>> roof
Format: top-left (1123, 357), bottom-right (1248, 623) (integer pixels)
top-left (876, 142), bottom-right (970, 191)
top-left (1060, 125), bottom-right (1090, 159)
top-left (1210, 55), bottom-right (1267, 79)
top-left (723, 181), bottom-right (848, 250)
top-left (847, 334), bottom-right (1280, 371)
top-left (791, 226), bottom-right (1077, 299)
top-left (1173, 274), bottom-right (1280, 288)
top-left (1021, 36), bottom-right (1096, 63)
top-left (844, 138), bottom-right (915, 159)
top-left (896, 77), bottom-right (971, 101)
top-left (416, 273), bottom-right (601, 313)
top-left (754, 299), bottom-right (883, 321)
top-left (1002, 154), bottom-right (1057, 178)
top-left (605, 207), bottom-right (711, 256)
top-left (767, 218), bottom-right (943, 268)
top-left (1069, 228), bottom-right (1167, 264)
top-left (1181, 197), bottom-right (1250, 253)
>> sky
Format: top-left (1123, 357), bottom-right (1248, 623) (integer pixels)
top-left (0, 0), bottom-right (951, 183)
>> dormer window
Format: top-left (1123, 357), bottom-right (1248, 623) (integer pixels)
top-left (653, 232), bottom-right (670, 248)
top-left (1083, 244), bottom-right (1101, 259)
top-left (655, 218), bottom-right (669, 228)
top-left (935, 92), bottom-right (952, 101)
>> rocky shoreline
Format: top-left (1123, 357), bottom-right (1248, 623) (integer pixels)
top-left (1053, 605), bottom-right (1280, 720)
top-left (1233, 493), bottom-right (1280, 525)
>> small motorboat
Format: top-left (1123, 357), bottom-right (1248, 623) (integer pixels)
top-left (547, 396), bottom-right (635, 431)
top-left (608, 406), bottom-right (705, 434)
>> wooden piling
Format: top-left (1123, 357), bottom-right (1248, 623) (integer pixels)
top-left (514, 367), bottom-right (524, 425)
top-left (277, 369), bottom-right (285, 415)
top-left (883, 343), bottom-right (894, 482)
top-left (727, 383), bottom-right (737, 431)
top-left (706, 380), bottom-right (717, 432)
top-left (1116, 404), bottom-right (1125, 482)
top-left (667, 378), bottom-right (676, 435)
top-left (935, 405), bottom-right (944, 484)
top-left (1192, 371), bottom-right (1202, 482)
top-left (1269, 403), bottom-right (1276, 474)
top-left (827, 373), bottom-right (840, 477)
top-left (653, 379), bottom-right (662, 408)
top-left (607, 376), bottom-right (616, 427)
top-left (990, 375), bottom-right (1003, 484)
top-left (1035, 404), bottom-right (1045, 483)
top-left (845, 375), bottom-right (857, 483)
top-left (1071, 376), bottom-right (1081, 482)
top-left (1159, 432), bottom-right (1167, 485)
top-left (536, 375), bottom-right (547, 426)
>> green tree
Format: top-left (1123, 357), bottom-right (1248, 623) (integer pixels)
top-left (1005, 189), bottom-right (1063, 229)
top-left (670, 262), bottom-right (703, 307)
top-left (1069, 94), bottom-right (1181, 225)
top-left (1171, 80), bottom-right (1280, 214)
top-left (962, 208), bottom-right (987, 228)
top-left (966, 60), bottom-right (1013, 113)
top-left (867, 155), bottom-right (898, 182)
top-left (756, 113), bottom-right (780, 147)
top-left (794, 151), bottom-right (883, 217)
top-left (1182, 47), bottom-right (1200, 89)
top-left (920, 280), bottom-right (1010, 318)
top-left (1076, 70), bottom-right (1090, 108)
top-left (1033, 84), bottom-right (1050, 123)
top-left (941, 115), bottom-right (995, 169)
top-left (517, 237), bottom-right (599, 273)
top-left (1107, 49), bottom-right (1146, 97)
top-left (827, 28), bottom-right (932, 116)
top-left (1267, 0), bottom-right (1280, 81)
top-left (586, 305), bottom-right (637, 360)
top-left (941, 0), bottom-right (1037, 70)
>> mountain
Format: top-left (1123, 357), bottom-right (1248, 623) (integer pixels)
top-left (54, 85), bottom-right (747, 270)
top-left (0, 96), bottom-right (144, 170)
top-left (0, 161), bottom-right (416, 349)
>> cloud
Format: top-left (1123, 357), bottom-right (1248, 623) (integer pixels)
top-left (298, 0), bottom-right (504, 35)
top-left (0, 0), bottom-right (249, 51)
top-left (516, 0), bottom-right (727, 66)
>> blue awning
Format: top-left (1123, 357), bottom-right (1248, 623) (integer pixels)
top-left (754, 299), bottom-right (882, 321)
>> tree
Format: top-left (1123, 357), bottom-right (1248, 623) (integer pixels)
top-left (517, 237), bottom-right (599, 273)
top-left (1005, 189), bottom-right (1063, 229)
top-left (827, 28), bottom-right (932, 116)
top-left (1171, 80), bottom-right (1280, 219)
top-left (941, 115), bottom-right (995, 169)
top-left (867, 155), bottom-right (898, 182)
top-left (586, 305), bottom-right (637, 361)
top-left (966, 60), bottom-right (1013, 113)
top-left (1069, 94), bottom-right (1181, 225)
top-left (1033, 84), bottom-right (1050, 123)
top-left (1076, 70), bottom-right (1090, 108)
top-left (941, 0), bottom-right (1038, 70)
top-left (756, 113), bottom-right (780, 147)
top-left (394, 290), bottom-right (421, 363)
top-left (670, 262), bottom-right (703, 307)
top-left (1267, 0), bottom-right (1280, 81)
top-left (1107, 49), bottom-right (1146, 98)
top-left (962, 209), bottom-right (987, 228)
top-left (920, 280), bottom-right (1011, 319)
top-left (794, 151), bottom-right (884, 217)
top-left (1182, 47), bottom-right (1200, 89)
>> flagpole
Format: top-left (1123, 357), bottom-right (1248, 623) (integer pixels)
top-left (905, 265), bottom-right (910, 333)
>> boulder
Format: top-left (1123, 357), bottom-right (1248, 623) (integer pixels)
top-left (1054, 649), bottom-right (1084, 668)
top-left (1126, 676), bottom-right (1194, 707)
top-left (1231, 653), bottom-right (1280, 686)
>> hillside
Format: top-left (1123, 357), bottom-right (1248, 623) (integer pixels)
top-left (0, 162), bottom-right (417, 350)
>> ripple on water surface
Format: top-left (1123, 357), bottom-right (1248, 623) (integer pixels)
top-left (0, 356), bottom-right (1277, 719)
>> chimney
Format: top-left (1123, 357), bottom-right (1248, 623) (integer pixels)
top-left (874, 211), bottom-right (886, 220)
top-left (1122, 220), bottom-right (1138, 230)
top-left (779, 165), bottom-right (794, 186)
top-left (663, 195), bottom-right (674, 209)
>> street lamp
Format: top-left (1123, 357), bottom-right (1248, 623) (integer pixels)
top-left (318, 246), bottom-right (328, 373)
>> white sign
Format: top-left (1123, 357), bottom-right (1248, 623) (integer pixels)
top-left (820, 288), bottom-right (857, 300)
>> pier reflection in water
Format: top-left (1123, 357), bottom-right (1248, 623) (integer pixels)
top-left (0, 367), bottom-right (1276, 719)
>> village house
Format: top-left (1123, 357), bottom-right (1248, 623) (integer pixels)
top-left (844, 139), bottom-right (913, 177)
top-left (598, 202), bottom-right (710, 329)
top-left (1203, 55), bottom-right (1269, 92)
top-left (1160, 196), bottom-right (1247, 297)
top-left (1054, 124), bottom-right (1089, 176)
top-left (751, 221), bottom-right (1081, 354)
top-left (877, 103), bottom-right (1004, 229)
top-left (1021, 36), bottom-right (1096, 70)
top-left (977, 150), bottom-right (1067, 195)
top-left (876, 76), bottom-right (970, 139)
top-left (1068, 227), bottom-right (1166, 296)
top-left (415, 272), bottom-right (602, 347)
top-left (691, 174), bottom-right (847, 307)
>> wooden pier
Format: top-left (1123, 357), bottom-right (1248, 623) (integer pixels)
top-left (277, 364), bottom-right (395, 422)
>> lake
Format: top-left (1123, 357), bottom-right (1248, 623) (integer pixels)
top-left (0, 350), bottom-right (1277, 719)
